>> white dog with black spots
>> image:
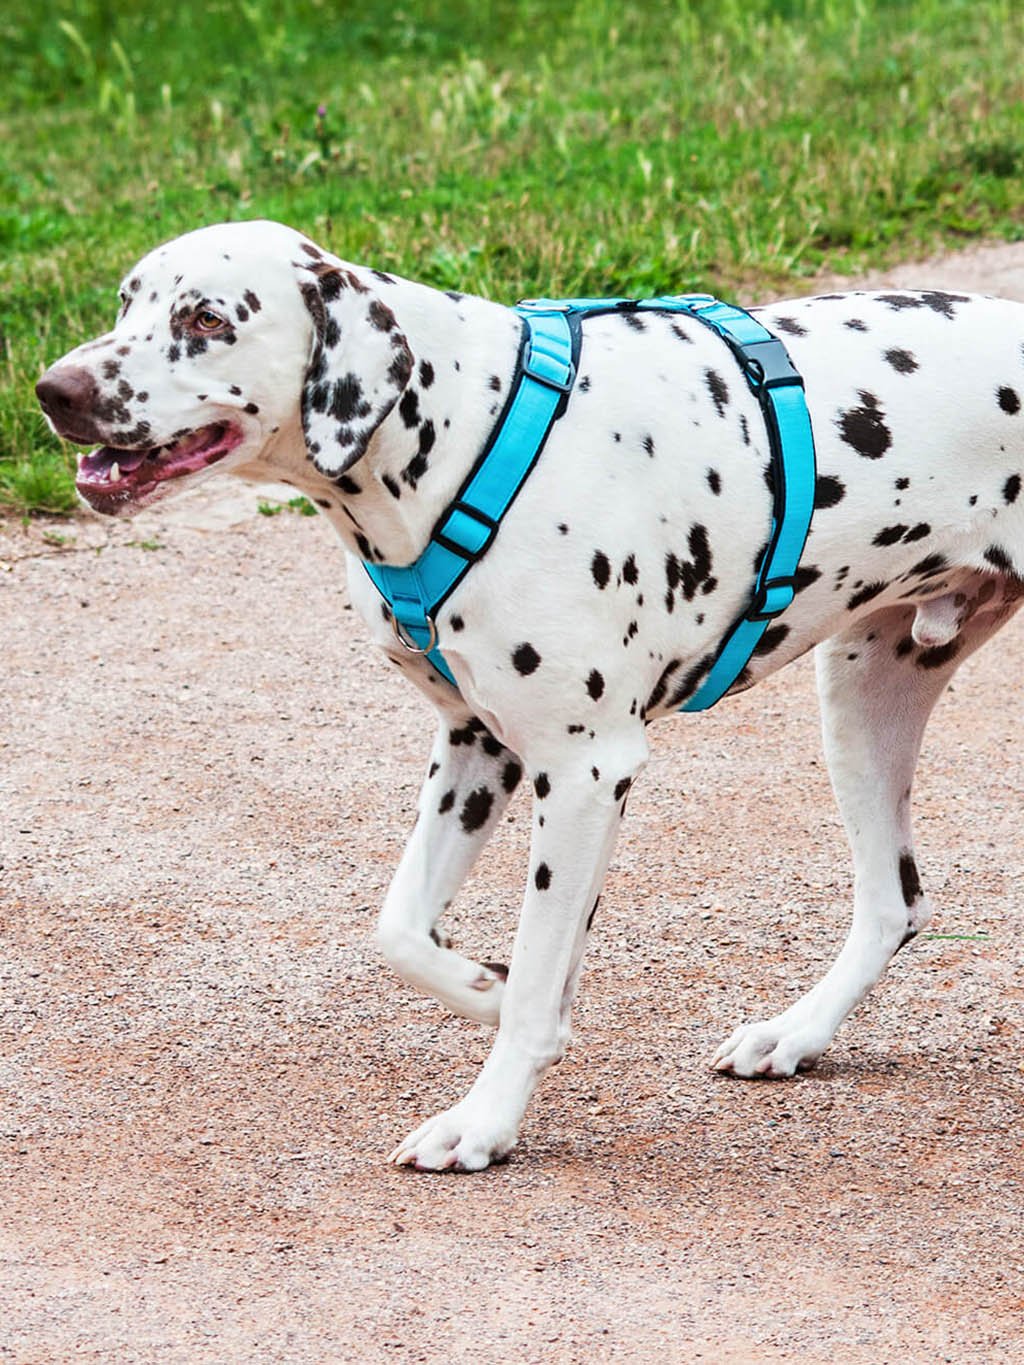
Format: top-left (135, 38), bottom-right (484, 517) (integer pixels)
top-left (37, 220), bottom-right (1024, 1170)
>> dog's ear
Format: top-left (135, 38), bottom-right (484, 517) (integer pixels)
top-left (296, 257), bottom-right (414, 479)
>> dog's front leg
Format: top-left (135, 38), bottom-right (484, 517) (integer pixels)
top-left (376, 707), bottom-right (524, 1025)
top-left (388, 741), bottom-right (645, 1171)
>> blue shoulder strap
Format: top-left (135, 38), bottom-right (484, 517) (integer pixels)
top-left (363, 306), bottom-right (576, 685)
top-left (362, 294), bottom-right (816, 711)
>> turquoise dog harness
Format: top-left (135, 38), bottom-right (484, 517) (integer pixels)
top-left (363, 294), bottom-right (816, 712)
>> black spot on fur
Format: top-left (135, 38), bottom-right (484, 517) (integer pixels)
top-left (814, 475), bottom-right (846, 509)
top-left (984, 544), bottom-right (1020, 577)
top-left (773, 316), bottom-right (807, 337)
top-left (591, 551), bottom-right (611, 589)
top-left (643, 434), bottom-right (655, 457)
top-left (330, 373), bottom-right (370, 424)
top-left (502, 761), bottom-right (523, 793)
top-left (705, 368), bottom-right (729, 417)
top-left (586, 669), bottom-right (605, 700)
top-left (898, 850), bottom-right (922, 906)
top-left (418, 359), bottom-right (434, 388)
top-left (439, 790), bottom-right (455, 814)
top-left (512, 643), bottom-right (541, 675)
top-left (398, 389), bottom-right (420, 428)
top-left (998, 386), bottom-right (1021, 414)
top-left (460, 787), bottom-right (494, 833)
top-left (535, 862), bottom-right (552, 890)
top-left (838, 391), bottom-right (892, 459)
top-left (668, 654), bottom-right (715, 707)
top-left (402, 453), bottom-right (429, 487)
top-left (848, 580), bottom-right (888, 610)
top-left (1004, 474), bottom-right (1021, 504)
top-left (884, 348), bottom-right (918, 374)
top-left (534, 773), bottom-right (550, 799)
top-left (879, 291), bottom-right (969, 319)
top-left (613, 777), bottom-right (632, 801)
top-left (382, 473), bottom-right (401, 499)
top-left (895, 476), bottom-right (910, 490)
top-left (873, 524), bottom-right (909, 547)
top-left (450, 614), bottom-right (464, 632)
top-left (707, 469), bottom-right (722, 495)
top-left (794, 564), bottom-right (821, 592)
top-left (916, 641), bottom-right (960, 669)
top-left (622, 554), bottom-right (638, 585)
top-left (909, 553), bottom-right (947, 578)
top-left (904, 523), bottom-right (930, 543)
top-left (752, 623), bottom-right (790, 657)
top-left (623, 312), bottom-right (646, 331)
top-left (645, 659), bottom-right (680, 712)
top-left (844, 318), bottom-right (868, 332)
top-left (368, 300), bottom-right (395, 331)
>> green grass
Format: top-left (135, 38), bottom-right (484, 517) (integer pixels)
top-left (3, 0), bottom-right (1024, 512)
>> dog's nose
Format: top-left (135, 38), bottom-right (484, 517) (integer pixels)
top-left (36, 365), bottom-right (102, 443)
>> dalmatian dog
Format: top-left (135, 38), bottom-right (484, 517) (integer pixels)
top-left (36, 220), bottom-right (1024, 1171)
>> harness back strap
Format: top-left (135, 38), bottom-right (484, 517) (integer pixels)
top-left (362, 294), bottom-right (816, 711)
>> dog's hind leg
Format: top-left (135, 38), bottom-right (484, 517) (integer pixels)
top-left (376, 705), bottom-right (523, 1025)
top-left (714, 581), bottom-right (1021, 1079)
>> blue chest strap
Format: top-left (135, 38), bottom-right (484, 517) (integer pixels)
top-left (362, 294), bottom-right (816, 712)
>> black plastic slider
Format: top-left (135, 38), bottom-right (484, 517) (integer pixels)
top-left (741, 338), bottom-right (802, 391)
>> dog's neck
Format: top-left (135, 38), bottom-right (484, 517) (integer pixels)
top-left (237, 269), bottom-right (524, 565)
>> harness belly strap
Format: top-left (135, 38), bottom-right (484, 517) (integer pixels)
top-left (360, 293), bottom-right (816, 710)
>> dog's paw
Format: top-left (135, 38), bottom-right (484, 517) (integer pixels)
top-left (711, 1018), bottom-right (826, 1079)
top-left (387, 1097), bottom-right (518, 1172)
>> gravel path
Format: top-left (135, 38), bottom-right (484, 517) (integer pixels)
top-left (2, 245), bottom-right (1024, 1363)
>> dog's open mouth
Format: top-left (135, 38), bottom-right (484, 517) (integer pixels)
top-left (75, 422), bottom-right (244, 512)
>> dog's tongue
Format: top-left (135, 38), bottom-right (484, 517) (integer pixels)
top-left (79, 446), bottom-right (151, 478)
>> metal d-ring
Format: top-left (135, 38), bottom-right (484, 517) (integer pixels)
top-left (391, 613), bottom-right (437, 655)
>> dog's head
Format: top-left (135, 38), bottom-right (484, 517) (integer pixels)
top-left (36, 220), bottom-right (413, 514)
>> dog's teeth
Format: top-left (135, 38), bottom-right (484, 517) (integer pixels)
top-left (109, 461), bottom-right (121, 483)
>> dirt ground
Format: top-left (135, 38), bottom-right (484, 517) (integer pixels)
top-left (3, 244), bottom-right (1024, 1363)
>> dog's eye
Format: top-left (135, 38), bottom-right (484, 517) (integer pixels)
top-left (194, 308), bottom-right (226, 333)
